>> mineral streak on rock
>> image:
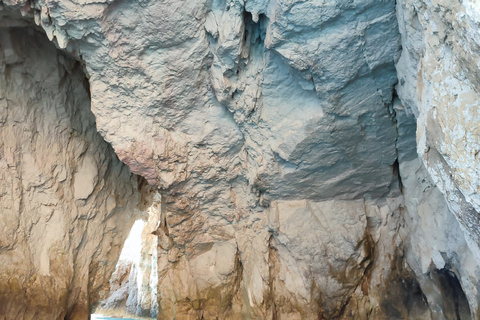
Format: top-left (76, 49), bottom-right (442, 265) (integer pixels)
top-left (0, 0), bottom-right (480, 319)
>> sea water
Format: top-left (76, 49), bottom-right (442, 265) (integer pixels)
top-left (91, 315), bottom-right (148, 320)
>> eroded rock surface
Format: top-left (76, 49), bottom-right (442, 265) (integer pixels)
top-left (1, 0), bottom-right (401, 201)
top-left (0, 20), bottom-right (151, 319)
top-left (0, 0), bottom-right (480, 319)
top-left (397, 0), bottom-right (480, 254)
top-left (396, 0), bottom-right (480, 317)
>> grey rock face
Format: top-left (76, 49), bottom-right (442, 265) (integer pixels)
top-left (396, 0), bottom-right (480, 316)
top-left (1, 0), bottom-right (480, 319)
top-left (2, 0), bottom-right (404, 317)
top-left (396, 0), bottom-right (480, 245)
top-left (2, 0), bottom-right (401, 203)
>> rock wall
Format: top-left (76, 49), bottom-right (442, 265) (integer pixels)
top-left (0, 0), bottom-right (480, 319)
top-left (396, 0), bottom-right (480, 242)
top-left (0, 13), bottom-right (151, 319)
top-left (396, 0), bottom-right (480, 317)
top-left (1, 0), bottom-right (401, 200)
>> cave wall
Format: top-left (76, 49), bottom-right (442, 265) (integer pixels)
top-left (0, 19), bottom-right (151, 319)
top-left (396, 0), bottom-right (480, 242)
top-left (396, 0), bottom-right (480, 317)
top-left (0, 0), bottom-right (480, 319)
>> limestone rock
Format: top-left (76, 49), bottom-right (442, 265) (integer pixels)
top-left (396, 0), bottom-right (480, 253)
top-left (396, 0), bottom-right (480, 316)
top-left (0, 25), bottom-right (151, 319)
top-left (1, 0), bottom-right (402, 204)
top-left (1, 0), bottom-right (480, 319)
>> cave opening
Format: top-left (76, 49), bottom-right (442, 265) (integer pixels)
top-left (92, 193), bottom-right (161, 320)
top-left (432, 268), bottom-right (472, 320)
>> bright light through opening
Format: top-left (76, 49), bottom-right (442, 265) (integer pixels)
top-left (93, 191), bottom-right (161, 319)
top-left (119, 220), bottom-right (146, 263)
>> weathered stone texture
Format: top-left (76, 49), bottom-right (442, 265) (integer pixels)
top-left (1, 0), bottom-right (480, 319)
top-left (396, 0), bottom-right (480, 316)
top-left (0, 24), bottom-right (150, 319)
top-left (397, 0), bottom-right (480, 243)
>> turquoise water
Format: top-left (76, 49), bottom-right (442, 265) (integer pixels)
top-left (91, 315), bottom-right (149, 320)
top-left (94, 318), bottom-right (139, 320)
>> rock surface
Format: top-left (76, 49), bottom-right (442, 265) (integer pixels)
top-left (0, 19), bottom-right (151, 319)
top-left (396, 0), bottom-right (480, 317)
top-left (0, 0), bottom-right (479, 319)
top-left (396, 0), bottom-right (480, 253)
top-left (2, 0), bottom-right (401, 202)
